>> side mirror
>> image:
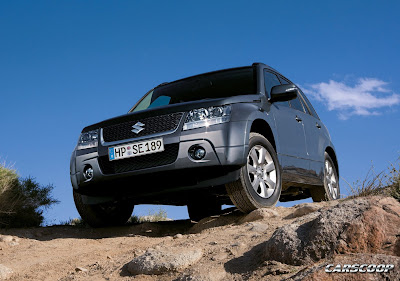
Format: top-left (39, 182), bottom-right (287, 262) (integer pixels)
top-left (269, 84), bottom-right (298, 103)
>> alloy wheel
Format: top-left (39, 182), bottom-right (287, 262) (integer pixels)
top-left (325, 160), bottom-right (339, 199)
top-left (246, 145), bottom-right (277, 199)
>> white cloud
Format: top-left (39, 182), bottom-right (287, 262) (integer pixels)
top-left (305, 78), bottom-right (400, 119)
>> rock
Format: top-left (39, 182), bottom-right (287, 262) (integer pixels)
top-left (0, 264), bottom-right (13, 279)
top-left (264, 198), bottom-right (370, 265)
top-left (189, 209), bottom-right (243, 233)
top-left (286, 203), bottom-right (320, 219)
top-left (127, 247), bottom-right (203, 275)
top-left (264, 196), bottom-right (400, 266)
top-left (231, 242), bottom-right (245, 247)
top-left (239, 208), bottom-right (279, 223)
top-left (75, 267), bottom-right (88, 272)
top-left (178, 266), bottom-right (226, 281)
top-left (174, 234), bottom-right (183, 239)
top-left (0, 236), bottom-right (18, 243)
top-left (248, 222), bottom-right (268, 232)
top-left (337, 197), bottom-right (400, 256)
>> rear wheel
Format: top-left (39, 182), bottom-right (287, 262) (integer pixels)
top-left (73, 190), bottom-right (134, 227)
top-left (187, 199), bottom-right (221, 222)
top-left (226, 133), bottom-right (282, 213)
top-left (311, 152), bottom-right (340, 201)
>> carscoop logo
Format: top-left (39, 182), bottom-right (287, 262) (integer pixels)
top-left (325, 264), bottom-right (395, 273)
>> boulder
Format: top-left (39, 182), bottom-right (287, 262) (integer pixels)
top-left (127, 247), bottom-right (203, 275)
top-left (285, 203), bottom-right (320, 219)
top-left (264, 197), bottom-right (400, 266)
top-left (239, 208), bottom-right (279, 223)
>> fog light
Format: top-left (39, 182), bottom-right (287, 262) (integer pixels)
top-left (189, 146), bottom-right (206, 160)
top-left (83, 165), bottom-right (94, 180)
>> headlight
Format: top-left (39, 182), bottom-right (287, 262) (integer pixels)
top-left (183, 105), bottom-right (231, 131)
top-left (77, 129), bottom-right (98, 150)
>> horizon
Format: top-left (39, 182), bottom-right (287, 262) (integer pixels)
top-left (1, 1), bottom-right (399, 224)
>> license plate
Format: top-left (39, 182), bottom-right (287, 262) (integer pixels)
top-left (108, 138), bottom-right (164, 161)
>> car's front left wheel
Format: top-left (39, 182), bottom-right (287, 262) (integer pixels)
top-left (73, 190), bottom-right (134, 227)
top-left (226, 133), bottom-right (282, 213)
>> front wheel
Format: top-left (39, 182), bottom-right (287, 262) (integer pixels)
top-left (73, 190), bottom-right (134, 227)
top-left (226, 133), bottom-right (282, 213)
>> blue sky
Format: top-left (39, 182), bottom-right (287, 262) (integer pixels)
top-left (1, 1), bottom-right (399, 224)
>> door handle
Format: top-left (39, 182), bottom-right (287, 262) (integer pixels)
top-left (316, 123), bottom-right (321, 129)
top-left (295, 116), bottom-right (302, 123)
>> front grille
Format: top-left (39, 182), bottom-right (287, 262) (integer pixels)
top-left (102, 112), bottom-right (183, 142)
top-left (98, 143), bottom-right (179, 174)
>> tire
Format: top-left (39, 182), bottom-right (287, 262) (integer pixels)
top-left (73, 190), bottom-right (134, 227)
top-left (311, 152), bottom-right (340, 201)
top-left (226, 133), bottom-right (282, 213)
top-left (187, 199), bottom-right (221, 222)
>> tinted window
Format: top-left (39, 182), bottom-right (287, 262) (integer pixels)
top-left (279, 76), bottom-right (290, 85)
top-left (264, 71), bottom-right (281, 98)
top-left (131, 67), bottom-right (255, 112)
top-left (289, 96), bottom-right (305, 112)
top-left (300, 90), bottom-right (320, 119)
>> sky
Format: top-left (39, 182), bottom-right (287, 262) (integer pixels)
top-left (1, 1), bottom-right (399, 224)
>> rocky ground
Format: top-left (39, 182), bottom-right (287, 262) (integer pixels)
top-left (0, 196), bottom-right (399, 280)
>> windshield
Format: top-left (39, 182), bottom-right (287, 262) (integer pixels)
top-left (130, 67), bottom-right (255, 112)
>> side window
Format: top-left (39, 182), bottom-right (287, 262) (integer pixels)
top-left (299, 90), bottom-right (320, 119)
top-left (279, 76), bottom-right (306, 113)
top-left (289, 96), bottom-right (306, 112)
top-left (265, 71), bottom-right (290, 107)
top-left (279, 76), bottom-right (289, 85)
top-left (264, 70), bottom-right (281, 98)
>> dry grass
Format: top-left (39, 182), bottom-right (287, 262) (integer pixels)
top-left (345, 158), bottom-right (400, 201)
top-left (61, 208), bottom-right (170, 227)
top-left (0, 163), bottom-right (21, 219)
top-left (0, 162), bottom-right (58, 227)
top-left (128, 208), bottom-right (170, 224)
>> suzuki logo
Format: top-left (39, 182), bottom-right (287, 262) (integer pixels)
top-left (131, 122), bottom-right (145, 134)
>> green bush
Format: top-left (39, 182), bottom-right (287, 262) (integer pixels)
top-left (0, 163), bottom-right (58, 228)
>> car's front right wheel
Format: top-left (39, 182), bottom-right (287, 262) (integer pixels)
top-left (73, 190), bottom-right (134, 227)
top-left (226, 133), bottom-right (282, 213)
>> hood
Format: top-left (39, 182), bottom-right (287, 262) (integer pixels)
top-left (82, 94), bottom-right (261, 132)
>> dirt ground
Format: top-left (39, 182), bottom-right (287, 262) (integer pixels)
top-left (1, 199), bottom-right (397, 281)
top-left (0, 205), bottom-right (305, 281)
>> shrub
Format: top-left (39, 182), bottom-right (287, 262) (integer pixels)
top-left (0, 163), bottom-right (58, 228)
top-left (346, 158), bottom-right (400, 201)
top-left (387, 161), bottom-right (400, 201)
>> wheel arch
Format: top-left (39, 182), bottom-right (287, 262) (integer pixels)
top-left (325, 146), bottom-right (339, 177)
top-left (249, 119), bottom-right (277, 152)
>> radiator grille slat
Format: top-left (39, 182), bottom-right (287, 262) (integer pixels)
top-left (102, 113), bottom-right (183, 142)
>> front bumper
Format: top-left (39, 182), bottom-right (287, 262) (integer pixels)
top-left (70, 120), bottom-right (248, 199)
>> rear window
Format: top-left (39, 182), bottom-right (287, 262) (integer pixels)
top-left (131, 67), bottom-right (255, 112)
